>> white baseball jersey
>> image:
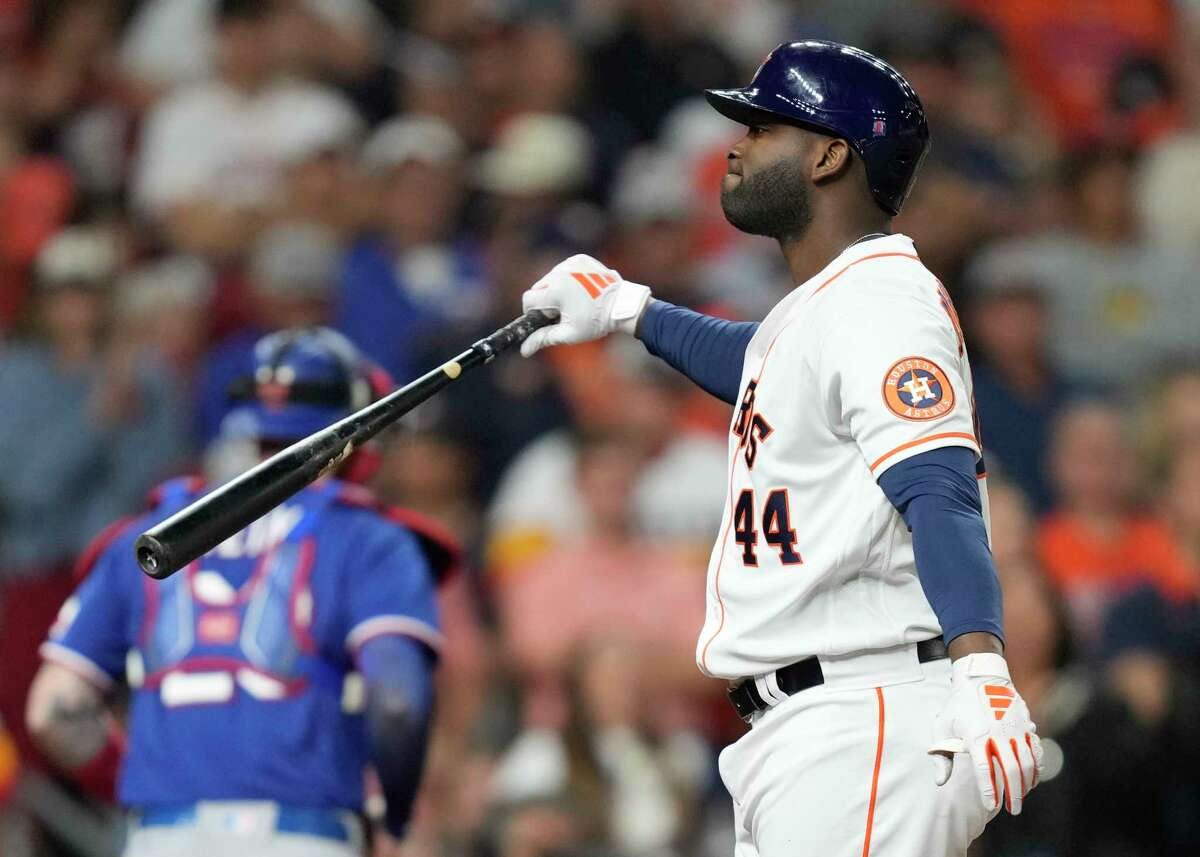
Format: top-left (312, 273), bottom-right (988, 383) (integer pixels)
top-left (697, 234), bottom-right (984, 680)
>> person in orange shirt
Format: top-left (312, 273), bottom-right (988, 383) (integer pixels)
top-left (958, 0), bottom-right (1176, 146)
top-left (1037, 400), bottom-right (1193, 651)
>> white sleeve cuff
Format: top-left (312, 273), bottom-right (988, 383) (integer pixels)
top-left (345, 616), bottom-right (445, 654)
top-left (39, 641), bottom-right (117, 691)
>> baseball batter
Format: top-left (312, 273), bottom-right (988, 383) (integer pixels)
top-left (520, 41), bottom-right (1042, 856)
top-left (26, 329), bottom-right (457, 856)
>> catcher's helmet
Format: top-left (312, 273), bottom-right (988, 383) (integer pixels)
top-left (226, 327), bottom-right (387, 445)
top-left (705, 40), bottom-right (930, 216)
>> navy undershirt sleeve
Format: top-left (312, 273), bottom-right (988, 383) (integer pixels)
top-left (358, 635), bottom-right (436, 838)
top-left (877, 445), bottom-right (1005, 645)
top-left (637, 300), bottom-right (759, 404)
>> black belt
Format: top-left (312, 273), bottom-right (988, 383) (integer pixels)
top-left (727, 637), bottom-right (949, 723)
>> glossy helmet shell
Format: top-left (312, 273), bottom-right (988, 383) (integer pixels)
top-left (705, 40), bottom-right (931, 216)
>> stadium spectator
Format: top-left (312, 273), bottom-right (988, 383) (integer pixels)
top-left (391, 35), bottom-right (480, 146)
top-left (959, 0), bottom-right (1175, 145)
top-left (1143, 366), bottom-right (1200, 478)
top-left (977, 508), bottom-right (1200, 857)
top-left (131, 0), bottom-right (362, 257)
top-left (492, 636), bottom-right (709, 856)
top-left (1037, 400), bottom-right (1193, 650)
top-left (475, 112), bottom-right (596, 228)
top-left (375, 423), bottom-right (478, 556)
top-left (585, 0), bottom-right (738, 144)
top-left (1134, 5), bottom-right (1200, 249)
top-left (487, 340), bottom-right (726, 577)
top-left (488, 798), bottom-right (587, 857)
top-left (195, 220), bottom-right (341, 445)
top-left (605, 147), bottom-right (704, 309)
top-left (0, 225), bottom-right (187, 762)
top-left (985, 480), bottom-right (1039, 572)
top-left (111, 255), bottom-right (213, 388)
top-left (495, 434), bottom-right (714, 738)
top-left (1158, 444), bottom-right (1200, 594)
top-left (0, 225), bottom-right (188, 570)
top-left (965, 263), bottom-right (1073, 511)
top-left (969, 149), bottom-right (1200, 389)
top-left (121, 0), bottom-right (384, 99)
top-left (0, 115), bottom-right (75, 328)
top-left (24, 0), bottom-right (135, 205)
top-left (407, 226), bottom-right (578, 507)
top-left (336, 115), bottom-right (487, 382)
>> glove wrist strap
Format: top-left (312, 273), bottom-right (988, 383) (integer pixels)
top-left (952, 652), bottom-right (1011, 681)
top-left (612, 282), bottom-right (652, 335)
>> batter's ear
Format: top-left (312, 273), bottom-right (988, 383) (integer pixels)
top-left (811, 138), bottom-right (853, 184)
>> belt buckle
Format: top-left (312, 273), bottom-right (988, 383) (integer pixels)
top-left (196, 802), bottom-right (276, 837)
top-left (727, 681), bottom-right (758, 724)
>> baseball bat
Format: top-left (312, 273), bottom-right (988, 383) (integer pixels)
top-left (134, 309), bottom-right (557, 580)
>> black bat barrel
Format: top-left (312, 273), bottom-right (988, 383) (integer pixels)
top-left (135, 310), bottom-right (556, 579)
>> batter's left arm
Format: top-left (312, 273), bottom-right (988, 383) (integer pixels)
top-left (877, 445), bottom-right (1003, 648)
top-left (878, 446), bottom-right (1043, 816)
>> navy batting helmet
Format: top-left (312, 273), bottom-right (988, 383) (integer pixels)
top-left (705, 40), bottom-right (930, 216)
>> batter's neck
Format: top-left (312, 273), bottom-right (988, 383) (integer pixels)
top-left (779, 213), bottom-right (892, 286)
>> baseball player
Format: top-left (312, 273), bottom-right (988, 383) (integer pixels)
top-left (520, 41), bottom-right (1042, 856)
top-left (25, 328), bottom-right (457, 857)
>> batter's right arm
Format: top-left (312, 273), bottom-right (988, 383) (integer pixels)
top-left (636, 301), bottom-right (758, 404)
top-left (520, 253), bottom-right (757, 403)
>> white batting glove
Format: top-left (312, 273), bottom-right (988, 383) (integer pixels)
top-left (520, 254), bottom-right (652, 357)
top-left (928, 653), bottom-right (1043, 815)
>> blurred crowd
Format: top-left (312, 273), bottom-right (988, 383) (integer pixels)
top-left (1, 0), bottom-right (1200, 855)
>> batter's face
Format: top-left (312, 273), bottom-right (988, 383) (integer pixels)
top-left (721, 122), bottom-right (813, 241)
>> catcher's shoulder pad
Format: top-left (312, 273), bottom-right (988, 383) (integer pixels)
top-left (334, 483), bottom-right (462, 584)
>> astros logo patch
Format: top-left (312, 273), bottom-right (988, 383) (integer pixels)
top-left (882, 357), bottom-right (955, 421)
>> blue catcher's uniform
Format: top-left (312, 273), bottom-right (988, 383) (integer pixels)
top-left (42, 329), bottom-right (456, 855)
top-left (44, 476), bottom-right (450, 810)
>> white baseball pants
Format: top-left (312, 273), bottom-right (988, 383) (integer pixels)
top-left (719, 643), bottom-right (996, 857)
top-left (122, 802), bottom-right (364, 857)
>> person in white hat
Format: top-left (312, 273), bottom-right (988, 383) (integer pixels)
top-left (131, 0), bottom-right (362, 257)
top-left (335, 115), bottom-right (489, 382)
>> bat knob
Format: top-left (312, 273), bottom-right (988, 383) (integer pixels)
top-left (135, 534), bottom-right (174, 579)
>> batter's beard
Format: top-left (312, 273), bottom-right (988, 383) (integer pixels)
top-left (721, 158), bottom-right (813, 242)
